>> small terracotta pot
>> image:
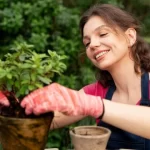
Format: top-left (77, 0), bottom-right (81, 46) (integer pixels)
top-left (0, 112), bottom-right (54, 150)
top-left (70, 126), bottom-right (111, 150)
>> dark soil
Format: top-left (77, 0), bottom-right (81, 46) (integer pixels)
top-left (0, 92), bottom-right (52, 118)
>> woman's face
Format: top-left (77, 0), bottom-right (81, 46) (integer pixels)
top-left (83, 16), bottom-right (134, 71)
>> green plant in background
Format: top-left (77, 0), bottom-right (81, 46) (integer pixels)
top-left (0, 42), bottom-right (67, 117)
top-left (144, 37), bottom-right (150, 43)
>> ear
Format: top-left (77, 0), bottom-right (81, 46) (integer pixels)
top-left (125, 28), bottom-right (137, 47)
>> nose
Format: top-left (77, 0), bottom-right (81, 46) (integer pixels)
top-left (89, 37), bottom-right (101, 50)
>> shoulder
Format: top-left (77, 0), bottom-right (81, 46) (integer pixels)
top-left (82, 81), bottom-right (109, 98)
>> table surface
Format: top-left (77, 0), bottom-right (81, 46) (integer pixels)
top-left (45, 149), bottom-right (59, 150)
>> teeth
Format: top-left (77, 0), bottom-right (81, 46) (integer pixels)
top-left (95, 51), bottom-right (109, 59)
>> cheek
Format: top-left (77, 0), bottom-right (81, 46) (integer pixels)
top-left (100, 38), bottom-right (114, 48)
top-left (107, 36), bottom-right (127, 51)
top-left (116, 39), bottom-right (129, 54)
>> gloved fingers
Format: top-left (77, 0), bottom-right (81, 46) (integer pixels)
top-left (21, 96), bottom-right (29, 108)
top-left (0, 91), bottom-right (10, 106)
top-left (23, 98), bottom-right (35, 115)
top-left (32, 104), bottom-right (72, 116)
top-left (21, 83), bottom-right (83, 116)
top-left (31, 94), bottom-right (68, 115)
top-left (21, 91), bottom-right (37, 108)
top-left (32, 98), bottom-right (59, 115)
top-left (21, 94), bottom-right (36, 115)
top-left (33, 104), bottom-right (52, 115)
top-left (0, 98), bottom-right (9, 106)
top-left (24, 105), bottom-right (33, 115)
top-left (21, 89), bottom-right (55, 115)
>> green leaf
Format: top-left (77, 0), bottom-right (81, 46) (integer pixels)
top-left (6, 80), bottom-right (13, 92)
top-left (35, 83), bottom-right (43, 88)
top-left (28, 85), bottom-right (36, 91)
top-left (6, 73), bottom-right (12, 79)
top-left (38, 76), bottom-right (52, 84)
top-left (31, 73), bottom-right (37, 82)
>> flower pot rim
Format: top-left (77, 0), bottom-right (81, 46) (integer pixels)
top-left (70, 125), bottom-right (111, 139)
top-left (0, 112), bottom-right (53, 121)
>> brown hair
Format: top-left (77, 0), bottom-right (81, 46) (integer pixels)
top-left (79, 4), bottom-right (150, 87)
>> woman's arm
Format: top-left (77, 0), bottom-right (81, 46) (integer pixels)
top-left (103, 100), bottom-right (150, 139)
top-left (50, 111), bottom-right (85, 130)
top-left (21, 83), bottom-right (150, 139)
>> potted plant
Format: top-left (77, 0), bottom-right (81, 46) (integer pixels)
top-left (0, 42), bottom-right (67, 150)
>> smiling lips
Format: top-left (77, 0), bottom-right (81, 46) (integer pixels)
top-left (95, 50), bottom-right (109, 60)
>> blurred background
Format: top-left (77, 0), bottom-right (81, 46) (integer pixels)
top-left (0, 0), bottom-right (150, 149)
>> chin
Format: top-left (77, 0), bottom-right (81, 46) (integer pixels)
top-left (96, 63), bottom-right (111, 71)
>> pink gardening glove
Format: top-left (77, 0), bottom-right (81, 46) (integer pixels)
top-left (0, 91), bottom-right (10, 106)
top-left (21, 83), bottom-right (104, 118)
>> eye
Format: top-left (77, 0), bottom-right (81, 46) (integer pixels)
top-left (100, 33), bottom-right (108, 37)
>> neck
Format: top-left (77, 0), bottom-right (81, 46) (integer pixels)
top-left (108, 59), bottom-right (141, 94)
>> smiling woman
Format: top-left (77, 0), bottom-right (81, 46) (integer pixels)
top-left (1, 3), bottom-right (150, 150)
top-left (84, 17), bottom-right (136, 72)
top-left (79, 4), bottom-right (148, 87)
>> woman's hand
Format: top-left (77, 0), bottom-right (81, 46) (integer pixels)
top-left (21, 83), bottom-right (104, 118)
top-left (0, 91), bottom-right (10, 106)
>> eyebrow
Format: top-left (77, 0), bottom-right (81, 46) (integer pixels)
top-left (83, 25), bottom-right (109, 40)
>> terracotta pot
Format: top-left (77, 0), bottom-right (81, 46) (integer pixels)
top-left (0, 112), bottom-right (54, 150)
top-left (69, 126), bottom-right (111, 150)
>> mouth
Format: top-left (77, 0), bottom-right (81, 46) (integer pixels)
top-left (95, 50), bottom-right (110, 60)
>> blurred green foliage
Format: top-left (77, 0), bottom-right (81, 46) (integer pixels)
top-left (0, 0), bottom-right (150, 149)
